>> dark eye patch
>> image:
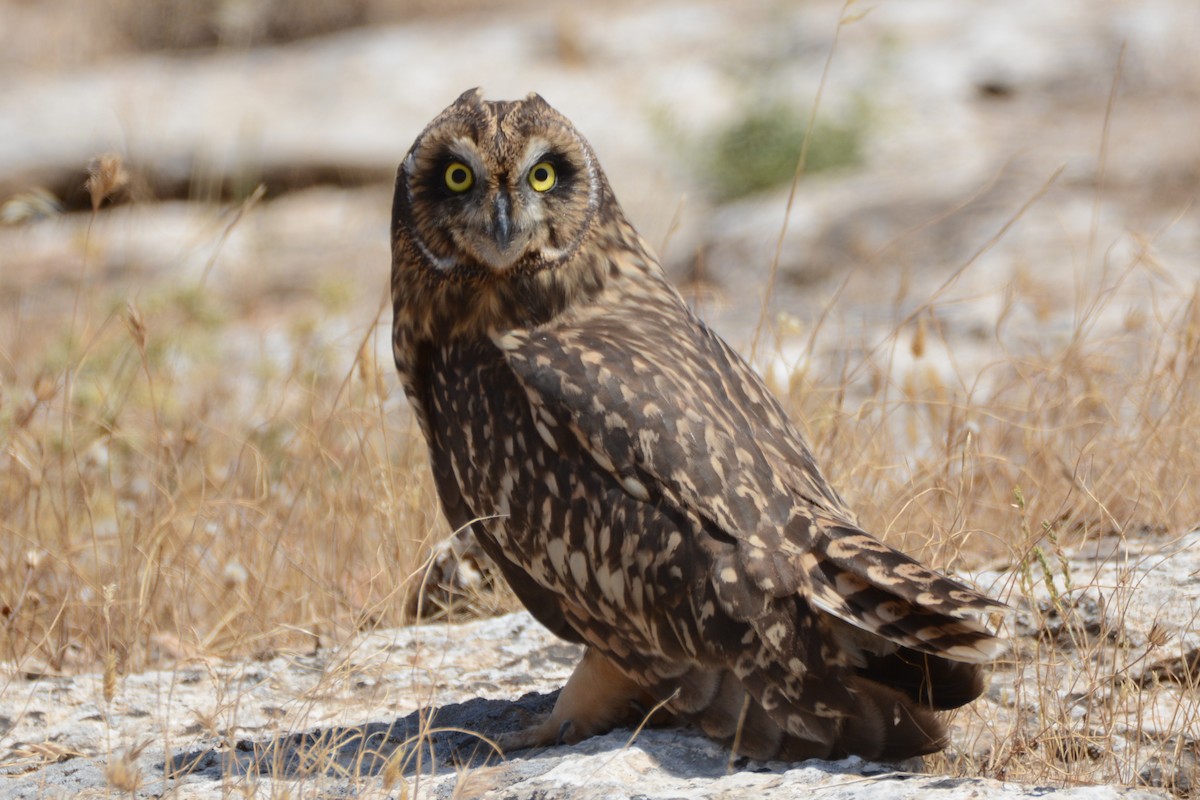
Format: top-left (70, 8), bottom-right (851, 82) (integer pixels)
top-left (423, 151), bottom-right (478, 199)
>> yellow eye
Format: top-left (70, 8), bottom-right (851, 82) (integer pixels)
top-left (444, 162), bottom-right (474, 192)
top-left (528, 161), bottom-right (556, 192)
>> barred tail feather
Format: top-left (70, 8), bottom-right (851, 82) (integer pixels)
top-left (804, 525), bottom-right (1008, 663)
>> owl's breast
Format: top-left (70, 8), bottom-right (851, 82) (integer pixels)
top-left (427, 338), bottom-right (575, 567)
top-left (424, 337), bottom-right (700, 647)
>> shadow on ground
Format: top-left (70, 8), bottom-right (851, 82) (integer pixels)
top-left (159, 688), bottom-right (953, 795)
top-left (163, 690), bottom-right (562, 782)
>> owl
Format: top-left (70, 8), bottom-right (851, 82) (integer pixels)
top-left (390, 88), bottom-right (1007, 761)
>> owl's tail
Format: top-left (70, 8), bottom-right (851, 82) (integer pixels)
top-left (802, 523), bottom-right (1009, 663)
top-left (667, 517), bottom-right (1006, 760)
top-left (668, 643), bottom-right (984, 761)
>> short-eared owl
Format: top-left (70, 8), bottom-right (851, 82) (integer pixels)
top-left (390, 88), bottom-right (1005, 761)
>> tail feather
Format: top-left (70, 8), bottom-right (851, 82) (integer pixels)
top-left (804, 526), bottom-right (1007, 662)
top-left (691, 670), bottom-right (744, 740)
top-left (862, 648), bottom-right (985, 710)
top-left (840, 677), bottom-right (948, 760)
top-left (809, 572), bottom-right (1004, 661)
top-left (818, 524), bottom-right (1007, 618)
top-left (649, 520), bottom-right (1008, 762)
top-left (674, 665), bottom-right (952, 761)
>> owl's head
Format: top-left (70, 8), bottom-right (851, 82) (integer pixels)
top-left (392, 89), bottom-right (606, 282)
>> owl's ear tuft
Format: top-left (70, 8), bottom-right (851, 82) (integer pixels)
top-left (524, 92), bottom-right (551, 109)
top-left (454, 87), bottom-right (485, 107)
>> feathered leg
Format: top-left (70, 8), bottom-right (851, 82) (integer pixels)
top-left (498, 647), bottom-right (652, 752)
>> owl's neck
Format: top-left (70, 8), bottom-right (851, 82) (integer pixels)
top-left (391, 241), bottom-right (610, 345)
top-left (394, 198), bottom-right (661, 337)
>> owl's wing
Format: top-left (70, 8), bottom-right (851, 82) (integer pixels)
top-left (492, 292), bottom-right (1005, 663)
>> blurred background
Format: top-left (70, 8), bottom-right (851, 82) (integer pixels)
top-left (2, 0), bottom-right (1197, 361)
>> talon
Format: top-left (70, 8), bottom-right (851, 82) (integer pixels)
top-left (494, 649), bottom-right (643, 755)
top-left (496, 712), bottom-right (552, 753)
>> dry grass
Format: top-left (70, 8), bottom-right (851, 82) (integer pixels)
top-left (787, 266), bottom-right (1200, 569)
top-left (789, 269), bottom-right (1200, 790)
top-left (0, 191), bottom-right (442, 677)
top-left (2, 169), bottom-right (1198, 795)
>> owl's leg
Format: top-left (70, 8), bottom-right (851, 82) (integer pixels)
top-left (498, 646), bottom-right (648, 752)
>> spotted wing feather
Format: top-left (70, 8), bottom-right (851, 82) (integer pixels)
top-left (494, 284), bottom-right (1004, 648)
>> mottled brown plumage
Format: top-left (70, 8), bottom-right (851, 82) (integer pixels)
top-left (391, 88), bottom-right (1007, 761)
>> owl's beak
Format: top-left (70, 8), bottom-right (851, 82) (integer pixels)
top-left (491, 194), bottom-right (514, 251)
top-left (471, 193), bottom-right (526, 272)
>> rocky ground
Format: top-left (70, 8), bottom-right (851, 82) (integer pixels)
top-left (4, 529), bottom-right (1199, 798)
top-left (3, 0), bottom-right (1199, 797)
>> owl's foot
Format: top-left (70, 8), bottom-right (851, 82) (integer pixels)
top-left (497, 647), bottom-right (649, 753)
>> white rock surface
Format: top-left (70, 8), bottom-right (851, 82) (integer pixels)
top-left (6, 526), bottom-right (1198, 800)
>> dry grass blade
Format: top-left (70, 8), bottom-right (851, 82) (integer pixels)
top-left (750, 0), bottom-right (853, 362)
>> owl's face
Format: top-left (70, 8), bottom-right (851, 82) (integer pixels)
top-left (394, 89), bottom-right (603, 280)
